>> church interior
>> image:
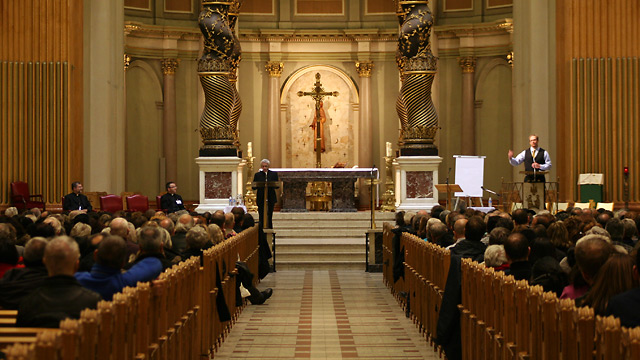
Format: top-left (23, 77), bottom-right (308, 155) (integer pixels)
top-left (1, 0), bottom-right (640, 359)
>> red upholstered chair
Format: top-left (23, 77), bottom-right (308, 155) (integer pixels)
top-left (156, 195), bottom-right (164, 212)
top-left (10, 181), bottom-right (45, 210)
top-left (99, 195), bottom-right (123, 213)
top-left (126, 194), bottom-right (149, 213)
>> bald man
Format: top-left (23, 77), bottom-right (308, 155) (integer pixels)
top-left (17, 236), bottom-right (102, 328)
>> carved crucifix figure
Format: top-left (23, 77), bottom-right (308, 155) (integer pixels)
top-left (297, 73), bottom-right (338, 168)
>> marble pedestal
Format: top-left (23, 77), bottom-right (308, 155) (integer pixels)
top-left (194, 157), bottom-right (245, 213)
top-left (394, 156), bottom-right (442, 211)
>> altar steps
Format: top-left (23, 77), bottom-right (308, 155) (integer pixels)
top-left (268, 211), bottom-right (395, 270)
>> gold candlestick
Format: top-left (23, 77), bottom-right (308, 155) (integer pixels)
top-left (244, 155), bottom-right (258, 212)
top-left (381, 156), bottom-right (396, 212)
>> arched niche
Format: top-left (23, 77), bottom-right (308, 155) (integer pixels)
top-left (280, 65), bottom-right (360, 168)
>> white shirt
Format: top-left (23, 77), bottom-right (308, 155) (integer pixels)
top-left (509, 147), bottom-right (552, 171)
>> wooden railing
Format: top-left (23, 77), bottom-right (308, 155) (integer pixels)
top-left (383, 222), bottom-right (640, 360)
top-left (1, 225), bottom-right (259, 359)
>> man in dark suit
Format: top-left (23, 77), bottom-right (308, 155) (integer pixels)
top-left (252, 159), bottom-right (278, 229)
top-left (160, 182), bottom-right (185, 213)
top-left (63, 182), bottom-right (92, 212)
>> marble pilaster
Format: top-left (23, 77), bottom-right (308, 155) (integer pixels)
top-left (459, 56), bottom-right (476, 155)
top-left (162, 58), bottom-right (180, 183)
top-left (355, 60), bottom-right (374, 206)
top-left (394, 156), bottom-right (442, 211)
top-left (265, 61), bottom-right (283, 167)
top-left (194, 157), bottom-right (246, 213)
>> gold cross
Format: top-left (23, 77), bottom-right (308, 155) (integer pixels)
top-left (297, 73), bottom-right (339, 168)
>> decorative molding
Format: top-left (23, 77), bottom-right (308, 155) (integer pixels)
top-left (434, 19), bottom-right (513, 37)
top-left (239, 29), bottom-right (398, 43)
top-left (507, 51), bottom-right (514, 67)
top-left (265, 62), bottom-right (284, 77)
top-left (124, 54), bottom-right (131, 70)
top-left (161, 58), bottom-right (180, 75)
top-left (458, 56), bottom-right (477, 73)
top-left (355, 61), bottom-right (374, 77)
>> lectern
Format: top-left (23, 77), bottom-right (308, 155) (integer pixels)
top-left (252, 180), bottom-right (280, 229)
top-left (435, 184), bottom-right (463, 211)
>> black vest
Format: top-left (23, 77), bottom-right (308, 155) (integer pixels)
top-left (524, 148), bottom-right (546, 171)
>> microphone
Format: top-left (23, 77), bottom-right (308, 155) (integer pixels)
top-left (481, 186), bottom-right (501, 197)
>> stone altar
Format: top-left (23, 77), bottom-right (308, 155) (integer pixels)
top-left (271, 168), bottom-right (378, 212)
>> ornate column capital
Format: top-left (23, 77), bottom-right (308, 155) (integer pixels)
top-left (355, 60), bottom-right (374, 77)
top-left (161, 58), bottom-right (180, 75)
top-left (265, 61), bottom-right (284, 77)
top-left (458, 56), bottom-right (477, 73)
top-left (124, 54), bottom-right (131, 71)
top-left (507, 51), bottom-right (514, 68)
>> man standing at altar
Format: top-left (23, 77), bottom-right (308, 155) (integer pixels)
top-left (507, 134), bottom-right (552, 182)
top-left (252, 159), bottom-right (278, 229)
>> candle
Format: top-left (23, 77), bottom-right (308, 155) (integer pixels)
top-left (247, 142), bottom-right (252, 158)
top-left (386, 142), bottom-right (392, 157)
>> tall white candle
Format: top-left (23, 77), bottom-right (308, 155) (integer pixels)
top-left (247, 142), bottom-right (252, 158)
top-left (386, 142), bottom-right (392, 157)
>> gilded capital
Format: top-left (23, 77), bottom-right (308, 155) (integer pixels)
top-left (161, 58), bottom-right (180, 75)
top-left (507, 51), bottom-right (514, 67)
top-left (265, 62), bottom-right (284, 77)
top-left (458, 57), bottom-right (476, 73)
top-left (355, 61), bottom-right (374, 77)
top-left (124, 54), bottom-right (131, 71)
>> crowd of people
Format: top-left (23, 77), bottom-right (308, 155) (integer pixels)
top-left (0, 203), bottom-right (272, 329)
top-left (390, 205), bottom-right (640, 360)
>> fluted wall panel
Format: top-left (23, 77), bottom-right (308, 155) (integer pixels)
top-left (557, 0), bottom-right (640, 203)
top-left (571, 58), bottom-right (639, 202)
top-left (0, 0), bottom-right (82, 206)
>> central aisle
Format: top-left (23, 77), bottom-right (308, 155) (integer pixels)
top-left (215, 270), bottom-right (440, 359)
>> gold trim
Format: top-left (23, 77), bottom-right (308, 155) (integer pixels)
top-left (161, 58), bottom-right (180, 75)
top-left (124, 54), bottom-right (131, 70)
top-left (355, 61), bottom-right (374, 77)
top-left (198, 71), bottom-right (231, 76)
top-left (403, 70), bottom-right (437, 75)
top-left (202, 1), bottom-right (233, 5)
top-left (265, 61), bottom-right (284, 77)
top-left (399, 0), bottom-right (429, 4)
top-left (458, 57), bottom-right (477, 73)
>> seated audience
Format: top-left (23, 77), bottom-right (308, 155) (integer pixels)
top-left (582, 252), bottom-right (638, 315)
top-left (483, 245), bottom-right (509, 271)
top-left (504, 232), bottom-right (532, 281)
top-left (0, 237), bottom-right (48, 309)
top-left (231, 206), bottom-right (245, 234)
top-left (207, 224), bottom-right (225, 246)
top-left (530, 256), bottom-right (567, 296)
top-left (568, 234), bottom-right (613, 301)
top-left (181, 226), bottom-right (211, 264)
top-left (75, 235), bottom-right (163, 300)
top-left (172, 214), bottom-right (193, 254)
top-left (450, 216), bottom-right (486, 263)
top-left (223, 213), bottom-right (236, 238)
top-left (17, 236), bottom-right (101, 328)
top-left (124, 226), bottom-right (172, 270)
top-left (241, 213), bottom-right (255, 232)
top-left (605, 250), bottom-right (640, 327)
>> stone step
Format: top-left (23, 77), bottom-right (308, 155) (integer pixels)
top-left (274, 260), bottom-right (366, 271)
top-left (275, 244), bottom-right (363, 252)
top-left (276, 251), bottom-right (364, 262)
top-left (273, 229), bottom-right (369, 238)
top-left (275, 238), bottom-right (364, 245)
top-left (273, 220), bottom-right (382, 228)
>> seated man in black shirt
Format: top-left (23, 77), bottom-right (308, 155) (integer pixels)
top-left (160, 182), bottom-right (185, 213)
top-left (62, 182), bottom-right (92, 212)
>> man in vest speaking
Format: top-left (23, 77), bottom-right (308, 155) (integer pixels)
top-left (508, 134), bottom-right (552, 183)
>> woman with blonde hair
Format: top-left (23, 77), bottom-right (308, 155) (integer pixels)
top-left (207, 224), bottom-right (225, 245)
top-left (547, 221), bottom-right (571, 252)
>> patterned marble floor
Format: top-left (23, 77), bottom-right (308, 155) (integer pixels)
top-left (214, 270), bottom-right (441, 360)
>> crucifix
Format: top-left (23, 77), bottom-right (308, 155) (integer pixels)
top-left (297, 73), bottom-right (339, 168)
